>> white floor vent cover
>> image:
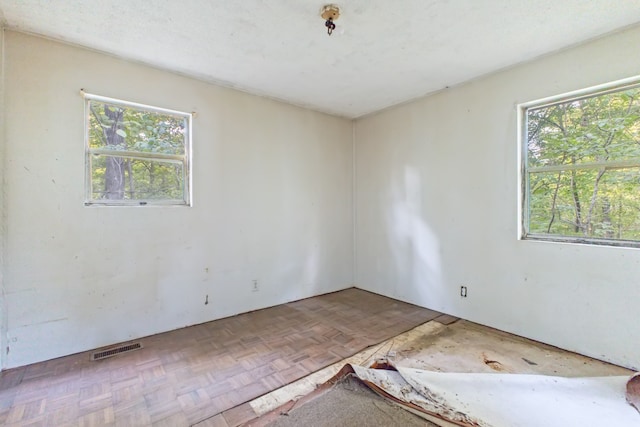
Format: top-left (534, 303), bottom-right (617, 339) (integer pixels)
top-left (91, 342), bottom-right (143, 361)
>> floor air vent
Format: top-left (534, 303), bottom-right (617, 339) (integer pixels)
top-left (91, 342), bottom-right (143, 361)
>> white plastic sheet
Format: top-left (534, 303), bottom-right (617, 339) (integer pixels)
top-left (348, 364), bottom-right (640, 427)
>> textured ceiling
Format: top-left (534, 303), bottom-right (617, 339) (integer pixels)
top-left (1, 1), bottom-right (640, 118)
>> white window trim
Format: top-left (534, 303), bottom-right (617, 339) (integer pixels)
top-left (82, 91), bottom-right (193, 206)
top-left (517, 75), bottom-right (640, 247)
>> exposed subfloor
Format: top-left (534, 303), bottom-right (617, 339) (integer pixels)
top-left (235, 318), bottom-right (633, 427)
top-left (0, 288), bottom-right (439, 426)
top-left (264, 377), bottom-right (434, 427)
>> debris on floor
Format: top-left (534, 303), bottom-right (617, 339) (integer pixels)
top-left (258, 376), bottom-right (435, 427)
top-left (628, 372), bottom-right (640, 414)
top-left (252, 362), bottom-right (640, 427)
top-left (242, 319), bottom-right (638, 426)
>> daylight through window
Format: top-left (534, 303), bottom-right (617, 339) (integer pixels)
top-left (521, 79), bottom-right (640, 246)
top-left (84, 93), bottom-right (191, 206)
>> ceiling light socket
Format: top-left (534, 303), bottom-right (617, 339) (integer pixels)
top-left (320, 4), bottom-right (340, 21)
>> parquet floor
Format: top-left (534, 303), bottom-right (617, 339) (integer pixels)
top-left (0, 288), bottom-right (440, 426)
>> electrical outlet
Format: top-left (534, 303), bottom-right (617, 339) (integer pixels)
top-left (460, 285), bottom-right (468, 298)
top-left (252, 280), bottom-right (259, 292)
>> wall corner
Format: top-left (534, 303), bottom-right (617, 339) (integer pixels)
top-left (0, 27), bottom-right (8, 371)
top-left (351, 119), bottom-right (357, 288)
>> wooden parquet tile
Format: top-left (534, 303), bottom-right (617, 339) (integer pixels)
top-left (0, 288), bottom-right (440, 426)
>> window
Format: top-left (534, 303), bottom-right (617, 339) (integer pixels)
top-left (520, 78), bottom-right (640, 246)
top-left (84, 92), bottom-right (192, 206)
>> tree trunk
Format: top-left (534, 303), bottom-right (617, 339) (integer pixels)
top-left (103, 106), bottom-right (125, 199)
top-left (547, 171), bottom-right (563, 233)
top-left (126, 160), bottom-right (134, 199)
top-left (584, 168), bottom-right (606, 236)
top-left (570, 169), bottom-right (583, 233)
top-left (602, 197), bottom-right (613, 238)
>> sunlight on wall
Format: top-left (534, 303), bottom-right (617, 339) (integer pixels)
top-left (387, 166), bottom-right (444, 303)
top-left (303, 244), bottom-right (320, 294)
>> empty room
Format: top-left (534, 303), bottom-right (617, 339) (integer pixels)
top-left (1, 1), bottom-right (640, 426)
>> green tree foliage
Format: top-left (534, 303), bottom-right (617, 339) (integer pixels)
top-left (88, 100), bottom-right (187, 201)
top-left (527, 87), bottom-right (640, 241)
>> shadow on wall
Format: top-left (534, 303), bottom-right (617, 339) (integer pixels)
top-left (302, 239), bottom-right (320, 296)
top-left (281, 210), bottom-right (321, 301)
top-left (386, 166), bottom-right (445, 305)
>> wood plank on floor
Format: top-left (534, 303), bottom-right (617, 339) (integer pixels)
top-left (433, 314), bottom-right (460, 325)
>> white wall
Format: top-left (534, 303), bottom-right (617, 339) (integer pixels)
top-left (355, 25), bottom-right (640, 370)
top-left (2, 31), bottom-right (354, 369)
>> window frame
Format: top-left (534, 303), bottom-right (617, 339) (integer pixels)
top-left (518, 76), bottom-right (640, 248)
top-left (83, 92), bottom-right (193, 207)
